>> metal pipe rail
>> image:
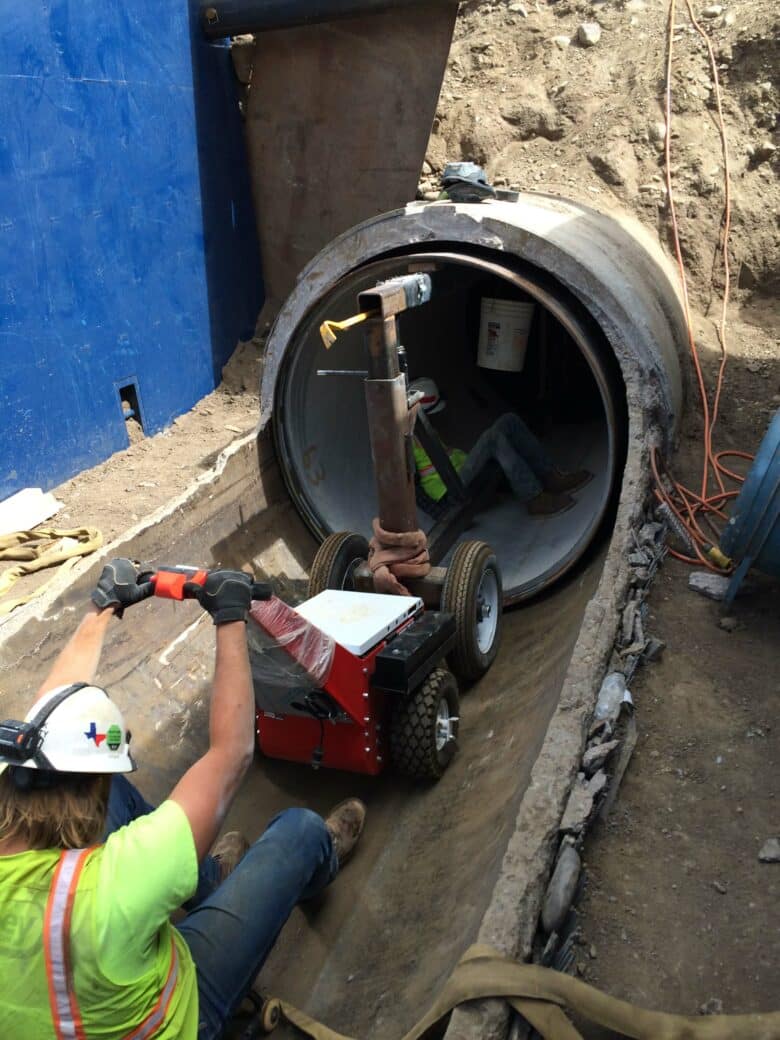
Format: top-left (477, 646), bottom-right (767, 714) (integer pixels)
top-left (200, 0), bottom-right (457, 38)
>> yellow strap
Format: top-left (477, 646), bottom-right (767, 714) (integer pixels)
top-left (0, 527), bottom-right (103, 617)
top-left (270, 944), bottom-right (780, 1040)
top-left (319, 311), bottom-right (375, 349)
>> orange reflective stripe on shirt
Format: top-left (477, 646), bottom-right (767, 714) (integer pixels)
top-left (44, 849), bottom-right (179, 1040)
top-left (124, 940), bottom-right (179, 1040)
top-left (44, 849), bottom-right (91, 1040)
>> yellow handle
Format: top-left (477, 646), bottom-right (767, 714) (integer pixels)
top-left (319, 311), bottom-right (375, 349)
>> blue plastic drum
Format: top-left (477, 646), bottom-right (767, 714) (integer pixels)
top-left (720, 409), bottom-right (780, 605)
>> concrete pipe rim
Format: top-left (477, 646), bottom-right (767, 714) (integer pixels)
top-left (271, 247), bottom-right (627, 605)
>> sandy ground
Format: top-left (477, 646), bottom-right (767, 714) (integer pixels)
top-left (1, 0), bottom-right (778, 1029)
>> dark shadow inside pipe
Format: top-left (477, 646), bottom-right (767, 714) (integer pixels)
top-left (274, 250), bottom-right (627, 603)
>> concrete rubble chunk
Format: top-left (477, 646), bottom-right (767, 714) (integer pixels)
top-left (587, 769), bottom-right (608, 798)
top-left (639, 521), bottom-right (663, 546)
top-left (643, 636), bottom-right (666, 662)
top-left (561, 780), bottom-right (593, 834)
top-left (577, 22), bottom-right (602, 47)
top-left (688, 571), bottom-right (730, 601)
top-left (582, 739), bottom-right (620, 775)
top-left (628, 550), bottom-right (650, 566)
top-left (541, 845), bottom-right (581, 933)
top-left (758, 838), bottom-right (780, 863)
top-left (552, 35), bottom-right (571, 49)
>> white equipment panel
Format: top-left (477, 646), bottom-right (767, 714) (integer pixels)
top-left (295, 590), bottom-right (423, 656)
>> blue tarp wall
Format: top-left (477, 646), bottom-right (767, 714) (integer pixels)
top-left (0, 2), bottom-right (263, 500)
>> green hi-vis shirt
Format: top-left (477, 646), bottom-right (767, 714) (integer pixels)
top-left (413, 441), bottom-right (467, 502)
top-left (0, 799), bottom-right (199, 1040)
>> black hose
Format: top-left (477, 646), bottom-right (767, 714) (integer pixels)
top-left (200, 0), bottom-right (457, 38)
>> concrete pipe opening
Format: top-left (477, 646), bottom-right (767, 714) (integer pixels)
top-left (262, 198), bottom-right (684, 603)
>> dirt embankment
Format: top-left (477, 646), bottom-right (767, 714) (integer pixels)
top-left (424, 0), bottom-right (779, 1018)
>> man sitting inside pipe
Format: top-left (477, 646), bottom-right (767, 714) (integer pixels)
top-left (0, 560), bottom-right (365, 1040)
top-left (410, 377), bottom-right (591, 516)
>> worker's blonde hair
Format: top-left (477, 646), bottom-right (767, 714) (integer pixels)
top-left (0, 770), bottom-right (111, 850)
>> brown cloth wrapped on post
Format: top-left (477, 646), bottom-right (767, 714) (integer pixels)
top-left (368, 518), bottom-right (430, 596)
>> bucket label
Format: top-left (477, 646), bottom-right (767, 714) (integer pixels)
top-left (486, 321), bottom-right (500, 357)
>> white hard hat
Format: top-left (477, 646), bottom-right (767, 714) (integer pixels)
top-left (0, 683), bottom-right (135, 776)
top-left (409, 377), bottom-right (446, 414)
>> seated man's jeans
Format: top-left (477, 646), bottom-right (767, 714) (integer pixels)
top-left (458, 412), bottom-right (554, 504)
top-left (105, 775), bottom-right (338, 1039)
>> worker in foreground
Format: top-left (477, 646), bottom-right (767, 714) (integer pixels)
top-left (410, 377), bottom-right (592, 516)
top-left (0, 559), bottom-right (366, 1039)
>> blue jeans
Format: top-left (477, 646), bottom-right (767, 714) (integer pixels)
top-left (105, 776), bottom-right (338, 1039)
top-left (459, 412), bottom-right (555, 503)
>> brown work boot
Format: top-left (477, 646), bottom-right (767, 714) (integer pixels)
top-left (211, 831), bottom-right (250, 882)
top-left (527, 491), bottom-right (576, 516)
top-left (325, 799), bottom-right (366, 867)
top-left (544, 468), bottom-right (593, 494)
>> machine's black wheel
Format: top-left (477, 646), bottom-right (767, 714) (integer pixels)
top-left (390, 667), bottom-right (460, 780)
top-left (441, 540), bottom-right (502, 683)
top-left (308, 532), bottom-right (369, 597)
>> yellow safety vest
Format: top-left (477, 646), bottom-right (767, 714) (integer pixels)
top-left (413, 441), bottom-right (467, 502)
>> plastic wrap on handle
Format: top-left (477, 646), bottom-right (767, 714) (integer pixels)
top-left (249, 596), bottom-right (335, 687)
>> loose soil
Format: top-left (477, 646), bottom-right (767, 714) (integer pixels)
top-left (3, 0), bottom-right (778, 1028)
top-left (425, 0), bottom-right (779, 1024)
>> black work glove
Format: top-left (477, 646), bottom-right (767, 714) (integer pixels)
top-left (91, 559), bottom-right (154, 618)
top-left (184, 570), bottom-right (253, 625)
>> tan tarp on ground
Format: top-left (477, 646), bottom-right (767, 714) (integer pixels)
top-left (0, 528), bottom-right (102, 616)
top-left (273, 946), bottom-right (780, 1040)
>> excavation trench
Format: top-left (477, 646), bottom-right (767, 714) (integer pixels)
top-left (0, 198), bottom-right (685, 1040)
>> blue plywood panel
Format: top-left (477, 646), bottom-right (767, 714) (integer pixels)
top-left (0, 1), bottom-right (263, 498)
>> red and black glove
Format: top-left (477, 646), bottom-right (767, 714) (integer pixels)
top-left (183, 570), bottom-right (253, 625)
top-left (91, 559), bottom-right (154, 618)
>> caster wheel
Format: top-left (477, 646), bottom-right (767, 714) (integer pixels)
top-left (260, 998), bottom-right (281, 1034)
top-left (308, 531), bottom-right (369, 597)
top-left (441, 540), bottom-right (502, 683)
top-left (391, 667), bottom-right (460, 780)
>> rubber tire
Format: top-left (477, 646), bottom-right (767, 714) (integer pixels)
top-left (308, 531), bottom-right (369, 597)
top-left (390, 667), bottom-right (460, 780)
top-left (441, 540), bottom-right (502, 683)
top-left (261, 999), bottom-right (281, 1033)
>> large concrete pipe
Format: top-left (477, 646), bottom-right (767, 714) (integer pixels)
top-left (261, 196), bottom-right (686, 603)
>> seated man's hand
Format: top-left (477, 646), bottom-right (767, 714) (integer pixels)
top-left (184, 570), bottom-right (252, 626)
top-left (91, 559), bottom-right (154, 618)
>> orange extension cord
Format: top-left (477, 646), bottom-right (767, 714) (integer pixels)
top-left (652, 0), bottom-right (754, 571)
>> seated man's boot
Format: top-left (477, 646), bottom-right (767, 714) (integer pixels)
top-left (544, 467), bottom-right (593, 494)
top-left (325, 799), bottom-right (367, 866)
top-left (212, 831), bottom-right (251, 882)
top-left (527, 490), bottom-right (576, 516)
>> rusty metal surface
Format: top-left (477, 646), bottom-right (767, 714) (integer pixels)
top-left (364, 374), bottom-right (418, 533)
top-left (243, 4), bottom-right (458, 317)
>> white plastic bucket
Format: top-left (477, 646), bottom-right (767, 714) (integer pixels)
top-left (477, 297), bottom-right (535, 372)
